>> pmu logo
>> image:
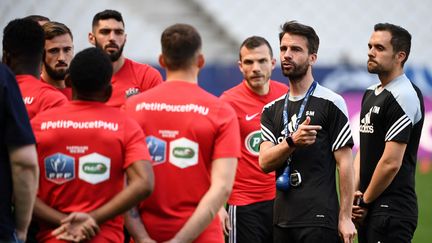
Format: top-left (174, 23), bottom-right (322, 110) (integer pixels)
top-left (125, 87), bottom-right (140, 98)
top-left (359, 106), bottom-right (379, 134)
top-left (173, 147), bottom-right (195, 158)
top-left (79, 153), bottom-right (110, 184)
top-left (146, 136), bottom-right (167, 165)
top-left (82, 163), bottom-right (107, 174)
top-left (170, 137), bottom-right (198, 169)
top-left (44, 153), bottom-right (75, 184)
top-left (245, 130), bottom-right (261, 156)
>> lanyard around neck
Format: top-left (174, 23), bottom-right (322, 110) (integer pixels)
top-left (283, 81), bottom-right (317, 137)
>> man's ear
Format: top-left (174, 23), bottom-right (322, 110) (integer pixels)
top-left (396, 51), bottom-right (407, 65)
top-left (88, 32), bottom-right (95, 45)
top-left (309, 53), bottom-right (317, 66)
top-left (158, 54), bottom-right (166, 68)
top-left (197, 53), bottom-right (205, 69)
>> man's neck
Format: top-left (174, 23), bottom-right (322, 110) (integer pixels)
top-left (41, 72), bottom-right (65, 88)
top-left (112, 56), bottom-right (125, 74)
top-left (246, 80), bottom-right (270, 96)
top-left (378, 68), bottom-right (404, 87)
top-left (165, 68), bottom-right (198, 84)
top-left (289, 73), bottom-right (314, 97)
top-left (9, 62), bottom-right (40, 79)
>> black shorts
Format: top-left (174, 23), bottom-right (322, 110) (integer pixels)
top-left (358, 215), bottom-right (417, 243)
top-left (228, 199), bottom-right (273, 243)
top-left (274, 225), bottom-right (341, 243)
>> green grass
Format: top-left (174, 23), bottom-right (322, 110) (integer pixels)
top-left (413, 168), bottom-right (432, 242)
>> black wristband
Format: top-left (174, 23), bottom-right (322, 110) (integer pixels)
top-left (285, 134), bottom-right (296, 147)
top-left (358, 197), bottom-right (371, 209)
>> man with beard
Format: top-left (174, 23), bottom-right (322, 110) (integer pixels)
top-left (259, 21), bottom-right (357, 243)
top-left (352, 23), bottom-right (424, 243)
top-left (2, 18), bottom-right (67, 119)
top-left (41, 21), bottom-right (74, 100)
top-left (219, 36), bottom-right (288, 243)
top-left (88, 9), bottom-right (163, 108)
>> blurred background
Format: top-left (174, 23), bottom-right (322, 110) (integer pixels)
top-left (1, 0), bottom-right (431, 241)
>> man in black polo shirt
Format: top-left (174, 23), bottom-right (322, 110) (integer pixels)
top-left (353, 23), bottom-right (425, 243)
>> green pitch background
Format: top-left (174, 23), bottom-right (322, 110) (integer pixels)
top-left (413, 167), bottom-right (432, 242)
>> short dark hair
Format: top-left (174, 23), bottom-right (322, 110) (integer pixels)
top-left (69, 47), bottom-right (113, 93)
top-left (279, 20), bottom-right (319, 55)
top-left (24, 15), bottom-right (50, 23)
top-left (374, 23), bottom-right (411, 66)
top-left (3, 18), bottom-right (44, 61)
top-left (92, 9), bottom-right (124, 28)
top-left (161, 23), bottom-right (202, 70)
top-left (239, 36), bottom-right (273, 60)
top-left (43, 21), bottom-right (73, 40)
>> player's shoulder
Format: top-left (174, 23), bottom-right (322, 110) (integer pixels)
top-left (269, 79), bottom-right (288, 89)
top-left (126, 58), bottom-right (158, 72)
top-left (313, 83), bottom-right (349, 113)
top-left (313, 83), bottom-right (344, 102)
top-left (220, 81), bottom-right (244, 100)
top-left (385, 75), bottom-right (420, 101)
top-left (385, 74), bottom-right (423, 123)
top-left (263, 93), bottom-right (285, 109)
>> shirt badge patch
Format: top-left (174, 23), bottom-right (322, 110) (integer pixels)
top-left (44, 153), bottom-right (75, 184)
top-left (79, 153), bottom-right (111, 184)
top-left (245, 130), bottom-right (261, 156)
top-left (125, 87), bottom-right (140, 98)
top-left (146, 135), bottom-right (167, 165)
top-left (169, 137), bottom-right (198, 169)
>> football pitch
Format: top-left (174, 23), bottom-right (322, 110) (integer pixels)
top-left (413, 167), bottom-right (432, 242)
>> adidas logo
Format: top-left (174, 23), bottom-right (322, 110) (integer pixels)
top-left (359, 106), bottom-right (380, 134)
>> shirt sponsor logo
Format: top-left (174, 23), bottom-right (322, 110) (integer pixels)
top-left (146, 136), bottom-right (167, 165)
top-left (245, 130), bottom-right (261, 156)
top-left (173, 147), bottom-right (195, 159)
top-left (359, 106), bottom-right (379, 134)
top-left (41, 120), bottom-right (118, 131)
top-left (44, 153), bottom-right (75, 184)
top-left (23, 97), bottom-right (34, 104)
top-left (135, 102), bottom-right (209, 115)
top-left (125, 87), bottom-right (140, 98)
top-left (79, 153), bottom-right (110, 184)
top-left (245, 113), bottom-right (260, 121)
top-left (82, 163), bottom-right (107, 174)
top-left (169, 137), bottom-right (198, 168)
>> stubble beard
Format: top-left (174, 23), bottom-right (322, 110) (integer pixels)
top-left (281, 61), bottom-right (309, 83)
top-left (44, 60), bottom-right (68, 81)
top-left (95, 40), bottom-right (125, 62)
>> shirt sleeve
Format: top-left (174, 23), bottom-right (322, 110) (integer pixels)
top-left (1, 65), bottom-right (35, 146)
top-left (138, 65), bottom-right (163, 91)
top-left (123, 117), bottom-right (151, 169)
top-left (39, 88), bottom-right (68, 112)
top-left (383, 94), bottom-right (412, 143)
top-left (327, 96), bottom-right (354, 151)
top-left (212, 102), bottom-right (241, 159)
top-left (260, 103), bottom-right (278, 144)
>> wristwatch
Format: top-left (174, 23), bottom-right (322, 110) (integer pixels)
top-left (358, 197), bottom-right (371, 209)
top-left (285, 134), bottom-right (296, 147)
